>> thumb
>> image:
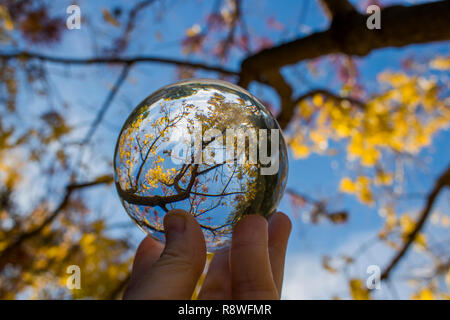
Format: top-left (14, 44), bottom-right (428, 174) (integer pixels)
top-left (124, 209), bottom-right (206, 299)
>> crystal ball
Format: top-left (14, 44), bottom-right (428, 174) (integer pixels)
top-left (114, 79), bottom-right (288, 250)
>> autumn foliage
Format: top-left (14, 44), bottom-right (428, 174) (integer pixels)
top-left (0, 0), bottom-right (449, 299)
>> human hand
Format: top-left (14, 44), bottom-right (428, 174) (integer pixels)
top-left (123, 209), bottom-right (291, 300)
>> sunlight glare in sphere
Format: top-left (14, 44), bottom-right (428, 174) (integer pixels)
top-left (113, 79), bottom-right (288, 250)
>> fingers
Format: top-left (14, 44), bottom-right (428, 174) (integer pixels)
top-left (123, 210), bottom-right (291, 300)
top-left (199, 212), bottom-right (292, 300)
top-left (129, 235), bottom-right (164, 284)
top-left (123, 209), bottom-right (206, 299)
top-left (197, 249), bottom-right (231, 300)
top-left (268, 212), bottom-right (292, 298)
top-left (230, 215), bottom-right (278, 300)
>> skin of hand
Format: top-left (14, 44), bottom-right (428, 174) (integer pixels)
top-left (123, 209), bottom-right (292, 300)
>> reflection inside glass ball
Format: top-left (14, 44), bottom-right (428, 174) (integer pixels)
top-left (114, 79), bottom-right (288, 250)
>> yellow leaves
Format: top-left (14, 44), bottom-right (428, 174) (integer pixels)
top-left (399, 82), bottom-right (420, 106)
top-left (289, 70), bottom-right (448, 182)
top-left (92, 220), bottom-right (105, 233)
top-left (312, 94), bottom-right (324, 106)
top-left (289, 133), bottom-right (310, 158)
top-left (368, 71), bottom-right (448, 153)
top-left (186, 24), bottom-right (201, 37)
top-left (347, 132), bottom-right (381, 166)
top-left (145, 166), bottom-right (163, 188)
top-left (4, 168), bottom-right (21, 189)
top-left (341, 73), bottom-right (447, 167)
top-left (0, 194), bottom-right (132, 299)
top-left (414, 233), bottom-right (427, 249)
top-left (384, 206), bottom-right (397, 231)
top-left (399, 213), bottom-right (427, 249)
top-left (349, 279), bottom-right (371, 300)
top-left (80, 233), bottom-right (97, 255)
top-left (330, 105), bottom-right (356, 138)
top-left (0, 239), bottom-right (8, 251)
top-left (0, 153), bottom-right (23, 189)
top-left (291, 143), bottom-right (310, 158)
top-left (412, 288), bottom-right (435, 300)
top-left (358, 188), bottom-right (374, 205)
top-left (309, 130), bottom-right (328, 149)
top-left (144, 165), bottom-right (176, 188)
top-left (102, 8), bottom-right (120, 27)
top-left (400, 214), bottom-right (415, 235)
top-left (334, 123), bottom-right (352, 137)
top-left (0, 5), bottom-right (14, 31)
top-left (339, 176), bottom-right (374, 205)
top-left (430, 55), bottom-right (450, 70)
top-left (374, 171), bottom-right (393, 186)
top-left (356, 176), bottom-right (372, 203)
top-left (45, 245), bottom-right (69, 262)
top-left (297, 100), bottom-right (315, 120)
top-left (339, 177), bottom-right (356, 193)
top-left (418, 78), bottom-right (438, 109)
top-left (144, 132), bottom-right (155, 145)
top-left (378, 72), bottom-right (410, 87)
top-left (360, 147), bottom-right (380, 167)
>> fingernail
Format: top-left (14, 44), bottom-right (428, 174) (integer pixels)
top-left (165, 213), bottom-right (186, 235)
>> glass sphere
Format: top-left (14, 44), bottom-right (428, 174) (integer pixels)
top-left (114, 79), bottom-right (288, 250)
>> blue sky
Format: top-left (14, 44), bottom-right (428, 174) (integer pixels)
top-left (9, 0), bottom-right (449, 299)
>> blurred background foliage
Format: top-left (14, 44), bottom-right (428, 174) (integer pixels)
top-left (0, 0), bottom-right (449, 299)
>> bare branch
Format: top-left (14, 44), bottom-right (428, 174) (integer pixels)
top-left (260, 69), bottom-right (295, 130)
top-left (183, 190), bottom-right (246, 198)
top-left (286, 188), bottom-right (348, 224)
top-left (81, 63), bottom-right (132, 144)
top-left (109, 0), bottom-right (159, 53)
top-left (0, 51), bottom-right (239, 76)
top-left (380, 164), bottom-right (450, 281)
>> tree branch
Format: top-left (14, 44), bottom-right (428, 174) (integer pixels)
top-left (0, 175), bottom-right (114, 268)
top-left (277, 88), bottom-right (366, 128)
top-left (81, 63), bottom-right (132, 144)
top-left (380, 164), bottom-right (450, 281)
top-left (261, 69), bottom-right (295, 129)
top-left (286, 188), bottom-right (348, 224)
top-left (320, 0), bottom-right (356, 18)
top-left (2, 2), bottom-right (447, 134)
top-left (238, 1), bottom-right (450, 86)
top-left (0, 51), bottom-right (239, 76)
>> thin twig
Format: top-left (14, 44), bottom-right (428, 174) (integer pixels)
top-left (380, 164), bottom-right (450, 281)
top-left (81, 63), bottom-right (132, 145)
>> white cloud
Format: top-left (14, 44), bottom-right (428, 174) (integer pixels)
top-left (281, 230), bottom-right (414, 299)
top-left (282, 252), bottom-right (346, 299)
